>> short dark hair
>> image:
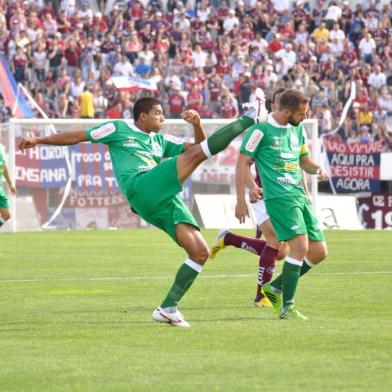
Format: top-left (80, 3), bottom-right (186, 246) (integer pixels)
top-left (279, 89), bottom-right (309, 111)
top-left (133, 97), bottom-right (161, 120)
top-left (272, 87), bottom-right (286, 106)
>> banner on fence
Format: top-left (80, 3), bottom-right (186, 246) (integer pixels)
top-left (357, 194), bottom-right (392, 229)
top-left (323, 138), bottom-right (383, 193)
top-left (15, 143), bottom-right (118, 190)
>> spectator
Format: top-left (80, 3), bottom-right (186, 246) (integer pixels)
top-left (330, 23), bottom-right (345, 43)
top-left (137, 44), bottom-right (155, 66)
top-left (32, 43), bottom-right (47, 83)
top-left (92, 86), bottom-right (108, 119)
top-left (107, 101), bottom-right (123, 119)
top-left (123, 31), bottom-right (142, 64)
top-left (368, 65), bottom-right (387, 91)
top-left (312, 22), bottom-right (330, 43)
top-left (10, 47), bottom-right (28, 83)
top-left (168, 88), bottom-right (185, 118)
top-left (378, 88), bottom-right (392, 114)
top-left (80, 86), bottom-right (94, 119)
top-left (114, 55), bottom-right (134, 77)
top-left (223, 9), bottom-right (239, 33)
top-left (70, 72), bottom-right (85, 99)
top-left (275, 43), bottom-right (297, 70)
top-left (135, 57), bottom-right (151, 78)
top-left (358, 32), bottom-right (376, 63)
top-left (186, 85), bottom-right (203, 112)
top-left (191, 44), bottom-right (207, 69)
top-left (219, 94), bottom-right (238, 119)
top-left (325, 1), bottom-right (342, 30)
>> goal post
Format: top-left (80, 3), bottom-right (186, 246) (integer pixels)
top-left (6, 118), bottom-right (318, 232)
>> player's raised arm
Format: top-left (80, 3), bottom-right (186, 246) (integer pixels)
top-left (181, 110), bottom-right (207, 150)
top-left (235, 152), bottom-right (253, 223)
top-left (18, 131), bottom-right (89, 152)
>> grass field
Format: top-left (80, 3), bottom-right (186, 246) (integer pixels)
top-left (0, 229), bottom-right (391, 391)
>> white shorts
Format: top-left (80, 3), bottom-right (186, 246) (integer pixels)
top-left (251, 199), bottom-right (270, 226)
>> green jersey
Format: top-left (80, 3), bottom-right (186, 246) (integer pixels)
top-left (240, 114), bottom-right (310, 200)
top-left (85, 120), bottom-right (185, 195)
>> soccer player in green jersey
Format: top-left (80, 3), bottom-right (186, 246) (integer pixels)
top-left (0, 144), bottom-right (17, 228)
top-left (18, 93), bottom-right (267, 327)
top-left (236, 89), bottom-right (328, 320)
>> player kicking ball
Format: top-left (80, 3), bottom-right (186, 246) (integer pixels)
top-left (18, 90), bottom-right (267, 328)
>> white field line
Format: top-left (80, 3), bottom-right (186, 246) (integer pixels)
top-left (0, 271), bottom-right (391, 284)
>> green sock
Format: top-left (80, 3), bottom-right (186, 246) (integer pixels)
top-left (300, 259), bottom-right (312, 276)
top-left (207, 116), bottom-right (254, 155)
top-left (160, 262), bottom-right (200, 308)
top-left (281, 260), bottom-right (301, 308)
top-left (270, 274), bottom-right (282, 292)
top-left (270, 259), bottom-right (313, 292)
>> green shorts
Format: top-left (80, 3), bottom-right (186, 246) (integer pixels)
top-left (0, 188), bottom-right (9, 209)
top-left (265, 195), bottom-right (325, 242)
top-left (126, 157), bottom-right (199, 242)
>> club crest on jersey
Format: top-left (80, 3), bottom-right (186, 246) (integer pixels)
top-left (90, 123), bottom-right (116, 140)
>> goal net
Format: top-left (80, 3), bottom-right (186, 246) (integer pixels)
top-left (4, 118), bottom-right (318, 232)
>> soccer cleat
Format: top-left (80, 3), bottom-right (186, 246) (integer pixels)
top-left (261, 283), bottom-right (282, 314)
top-left (242, 88), bottom-right (268, 123)
top-left (254, 297), bottom-right (273, 308)
top-left (279, 305), bottom-right (308, 320)
top-left (152, 307), bottom-right (191, 328)
top-left (209, 228), bottom-right (231, 259)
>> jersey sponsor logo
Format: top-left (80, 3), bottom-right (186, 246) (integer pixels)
top-left (245, 130), bottom-right (263, 152)
top-left (90, 123), bottom-right (116, 140)
top-left (138, 166), bottom-right (151, 173)
top-left (283, 162), bottom-right (299, 171)
top-left (123, 137), bottom-right (138, 147)
top-left (280, 152), bottom-right (295, 159)
top-left (163, 134), bottom-right (183, 145)
top-left (277, 173), bottom-right (297, 186)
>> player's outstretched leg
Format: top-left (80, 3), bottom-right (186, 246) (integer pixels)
top-left (176, 89), bottom-right (267, 184)
top-left (210, 229), bottom-right (268, 259)
top-left (201, 88), bottom-right (267, 157)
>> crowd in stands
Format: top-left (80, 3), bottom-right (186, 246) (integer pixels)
top-left (0, 0), bottom-right (392, 149)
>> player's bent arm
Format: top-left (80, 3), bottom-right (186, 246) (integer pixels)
top-left (235, 153), bottom-right (253, 223)
top-left (182, 110), bottom-right (207, 150)
top-left (18, 131), bottom-right (89, 152)
top-left (300, 155), bottom-right (328, 180)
